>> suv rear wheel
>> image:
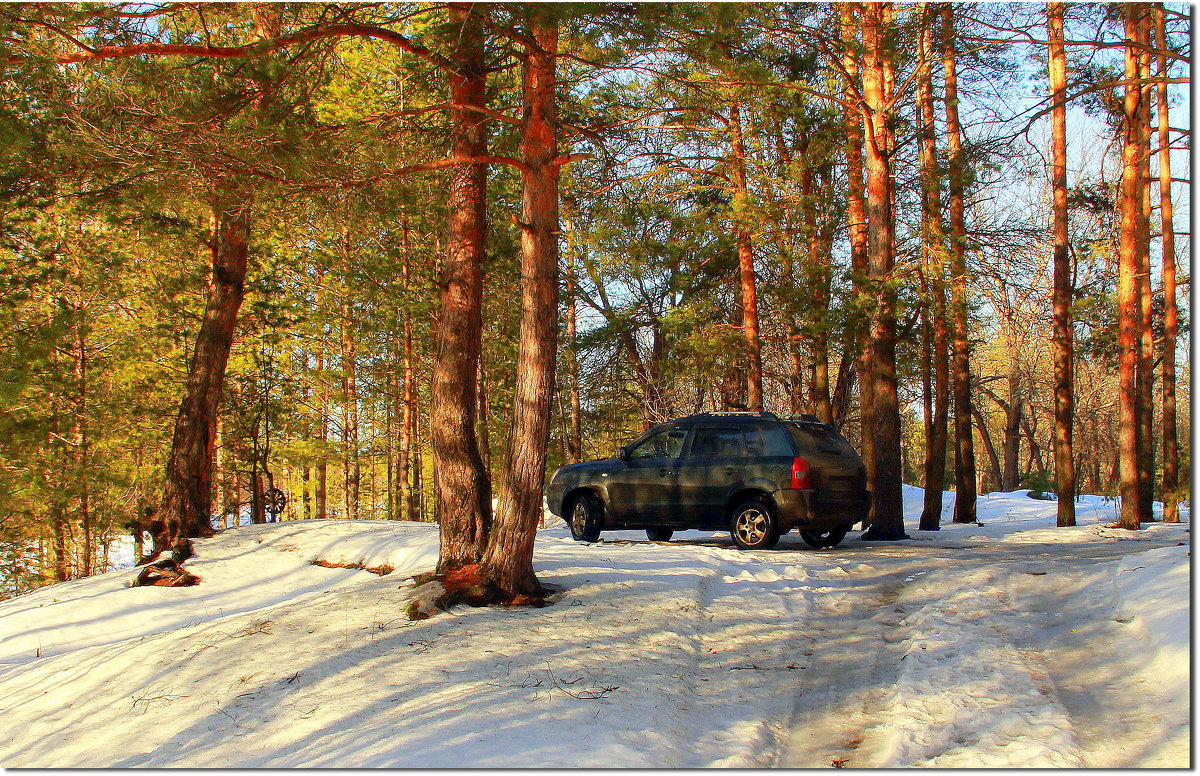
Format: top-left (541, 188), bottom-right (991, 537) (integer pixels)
top-left (799, 526), bottom-right (849, 549)
top-left (646, 528), bottom-right (673, 542)
top-left (729, 499), bottom-right (780, 550)
top-left (567, 493), bottom-right (602, 543)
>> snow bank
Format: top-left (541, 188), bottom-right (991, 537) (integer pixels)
top-left (0, 520), bottom-right (439, 669)
top-left (0, 490), bottom-right (1188, 768)
top-left (1113, 543), bottom-right (1190, 681)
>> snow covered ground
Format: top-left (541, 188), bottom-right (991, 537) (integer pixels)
top-left (0, 487), bottom-right (1189, 768)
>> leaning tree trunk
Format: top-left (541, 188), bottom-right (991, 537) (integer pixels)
top-left (155, 203), bottom-right (250, 559)
top-left (1048, 1), bottom-right (1076, 526)
top-left (482, 20), bottom-right (560, 598)
top-left (1155, 6), bottom-right (1179, 523)
top-left (942, 4), bottom-right (977, 524)
top-left (430, 3), bottom-right (493, 570)
top-left (858, 1), bottom-right (906, 542)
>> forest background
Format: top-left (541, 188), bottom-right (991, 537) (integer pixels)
top-left (0, 2), bottom-right (1189, 599)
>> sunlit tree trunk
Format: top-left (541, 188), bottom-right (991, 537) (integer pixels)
top-left (563, 218), bottom-right (583, 463)
top-left (1048, 1), bottom-right (1076, 526)
top-left (340, 230), bottom-right (360, 521)
top-left (1117, 5), bottom-right (1149, 531)
top-left (1135, 18), bottom-right (1155, 525)
top-left (859, 1), bottom-right (905, 541)
top-left (840, 5), bottom-right (873, 482)
top-left (1155, 6), bottom-right (1179, 523)
top-left (941, 4), bottom-right (977, 523)
top-left (484, 20), bottom-right (560, 596)
top-left (155, 203), bottom-right (250, 557)
top-left (918, 3), bottom-right (949, 531)
top-left (728, 102), bottom-right (764, 412)
top-left (431, 2), bottom-right (493, 568)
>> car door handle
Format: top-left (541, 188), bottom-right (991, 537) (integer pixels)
top-left (725, 467), bottom-right (740, 477)
top-left (659, 469), bottom-right (674, 477)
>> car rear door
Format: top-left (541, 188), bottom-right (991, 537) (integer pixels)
top-left (675, 426), bottom-right (748, 526)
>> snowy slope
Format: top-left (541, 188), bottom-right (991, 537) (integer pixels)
top-left (0, 490), bottom-right (1189, 768)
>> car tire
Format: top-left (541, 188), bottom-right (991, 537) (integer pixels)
top-left (799, 525), bottom-right (850, 549)
top-left (646, 528), bottom-right (673, 542)
top-left (729, 499), bottom-right (780, 550)
top-left (567, 493), bottom-right (602, 543)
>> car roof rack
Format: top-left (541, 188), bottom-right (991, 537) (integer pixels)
top-left (679, 411), bottom-right (780, 421)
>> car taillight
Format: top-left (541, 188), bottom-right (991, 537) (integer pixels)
top-left (789, 457), bottom-right (811, 489)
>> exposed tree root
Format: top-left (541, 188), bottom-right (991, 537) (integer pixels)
top-left (132, 557), bottom-right (201, 587)
top-left (405, 564), bottom-right (547, 620)
top-left (310, 559), bottom-right (395, 576)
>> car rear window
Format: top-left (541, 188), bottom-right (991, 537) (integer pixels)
top-left (745, 425), bottom-right (794, 457)
top-left (785, 421), bottom-right (856, 457)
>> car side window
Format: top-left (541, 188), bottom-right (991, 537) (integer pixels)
top-left (689, 427), bottom-right (747, 458)
top-left (629, 427), bottom-right (687, 459)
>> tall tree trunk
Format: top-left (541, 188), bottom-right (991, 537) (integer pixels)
top-left (1047, 1), bottom-right (1076, 526)
top-left (1155, 6), bottom-right (1179, 523)
top-left (483, 20), bottom-right (560, 597)
top-left (155, 203), bottom-right (250, 558)
top-left (315, 348), bottom-right (328, 520)
top-left (563, 220), bottom-right (583, 463)
top-left (1117, 6), bottom-right (1148, 531)
top-left (918, 4), bottom-right (950, 531)
top-left (1135, 23), bottom-right (1155, 524)
top-left (800, 163), bottom-right (833, 423)
top-left (430, 2), bottom-right (492, 568)
top-left (73, 317), bottom-right (92, 574)
top-left (942, 4), bottom-right (977, 523)
top-left (340, 230), bottom-right (360, 521)
top-left (841, 5), bottom-right (873, 483)
top-left (1001, 372), bottom-right (1023, 491)
top-left (728, 102), bottom-right (764, 411)
top-left (859, 2), bottom-right (906, 541)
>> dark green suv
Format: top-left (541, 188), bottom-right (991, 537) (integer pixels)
top-left (546, 412), bottom-right (871, 550)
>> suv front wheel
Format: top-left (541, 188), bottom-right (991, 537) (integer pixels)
top-left (729, 499), bottom-right (780, 550)
top-left (568, 493), bottom-right (602, 543)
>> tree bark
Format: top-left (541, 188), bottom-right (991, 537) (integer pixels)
top-left (72, 317), bottom-right (92, 574)
top-left (482, 20), bottom-right (560, 597)
top-left (155, 202), bottom-right (250, 557)
top-left (918, 4), bottom-right (949, 531)
top-left (942, 4), bottom-right (977, 523)
top-left (564, 221), bottom-right (583, 463)
top-left (840, 5), bottom-right (873, 484)
top-left (1048, 1), bottom-right (1076, 526)
top-left (339, 230), bottom-right (360, 521)
top-left (1155, 6), bottom-right (1179, 523)
top-left (1135, 18), bottom-right (1155, 525)
top-left (972, 404), bottom-right (1002, 494)
top-left (1117, 6), bottom-right (1148, 531)
top-left (858, 2), bottom-right (906, 542)
top-left (728, 102), bottom-right (764, 412)
top-left (430, 2), bottom-right (493, 568)
top-left (314, 348), bottom-right (328, 521)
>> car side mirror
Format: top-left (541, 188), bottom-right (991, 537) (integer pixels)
top-left (618, 445), bottom-right (631, 461)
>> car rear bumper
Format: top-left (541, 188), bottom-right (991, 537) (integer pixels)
top-left (774, 488), bottom-right (871, 531)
